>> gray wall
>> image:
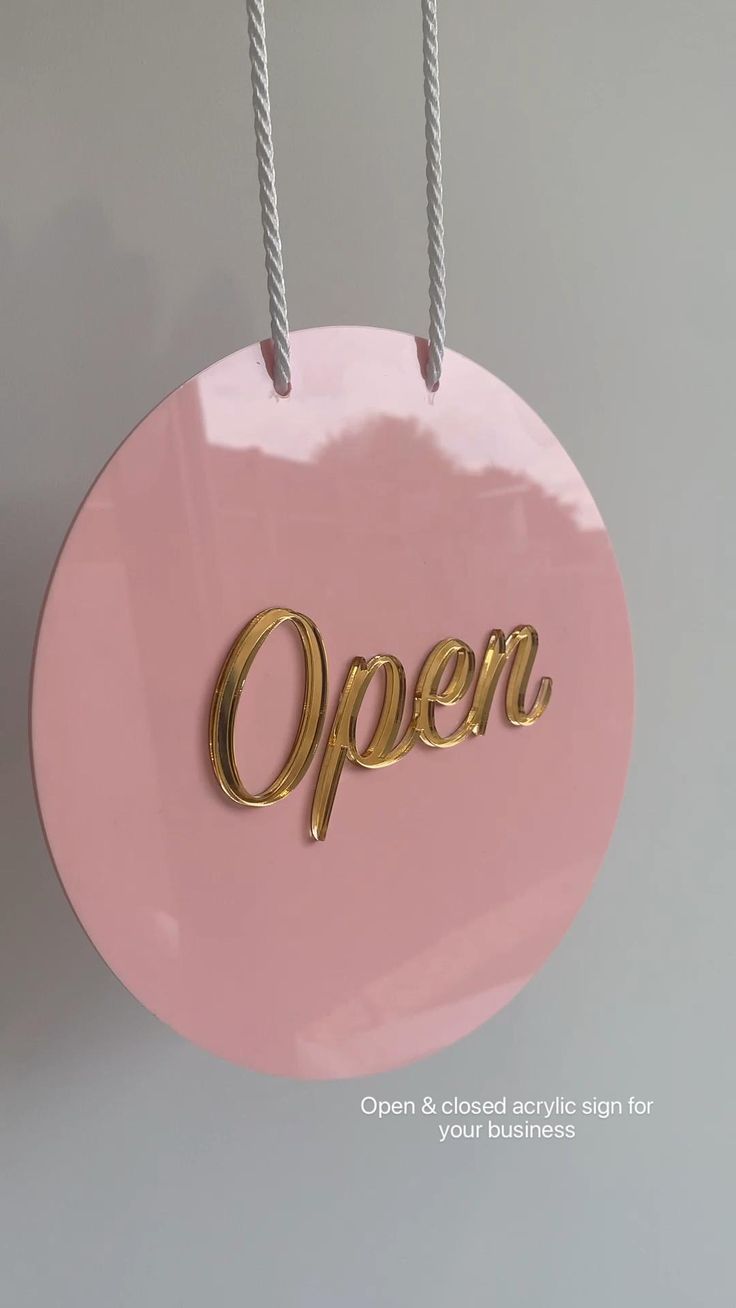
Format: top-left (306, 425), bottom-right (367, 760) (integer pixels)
top-left (2, 2), bottom-right (734, 1304)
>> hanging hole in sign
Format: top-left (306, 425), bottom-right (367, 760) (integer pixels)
top-left (259, 339), bottom-right (292, 395)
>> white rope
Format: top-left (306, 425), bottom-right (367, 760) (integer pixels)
top-left (421, 0), bottom-right (446, 389)
top-left (246, 0), bottom-right (290, 395)
top-left (245, 0), bottom-right (447, 392)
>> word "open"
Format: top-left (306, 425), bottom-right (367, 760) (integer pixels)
top-left (209, 607), bottom-right (552, 840)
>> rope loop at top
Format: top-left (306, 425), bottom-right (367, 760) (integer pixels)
top-left (421, 0), bottom-right (446, 390)
top-left (246, 0), bottom-right (290, 395)
top-left (245, 0), bottom-right (446, 394)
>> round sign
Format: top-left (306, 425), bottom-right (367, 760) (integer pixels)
top-left (31, 326), bottom-right (633, 1077)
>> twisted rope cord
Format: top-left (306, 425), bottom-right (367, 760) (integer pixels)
top-left (421, 0), bottom-right (446, 389)
top-left (246, 0), bottom-right (446, 392)
top-left (246, 0), bottom-right (290, 394)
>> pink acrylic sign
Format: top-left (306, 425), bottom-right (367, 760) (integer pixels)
top-left (31, 327), bottom-right (633, 1078)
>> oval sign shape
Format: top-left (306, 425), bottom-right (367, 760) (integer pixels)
top-left (31, 326), bottom-right (634, 1078)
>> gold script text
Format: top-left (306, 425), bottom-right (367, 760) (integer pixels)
top-left (209, 608), bottom-right (552, 840)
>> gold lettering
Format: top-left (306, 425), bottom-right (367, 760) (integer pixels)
top-left (209, 611), bottom-right (552, 841)
top-left (414, 638), bottom-right (476, 747)
top-left (310, 654), bottom-right (415, 841)
top-left (468, 625), bottom-right (552, 733)
top-left (209, 607), bottom-right (327, 806)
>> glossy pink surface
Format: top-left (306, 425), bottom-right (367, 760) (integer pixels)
top-left (31, 326), bottom-right (633, 1077)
